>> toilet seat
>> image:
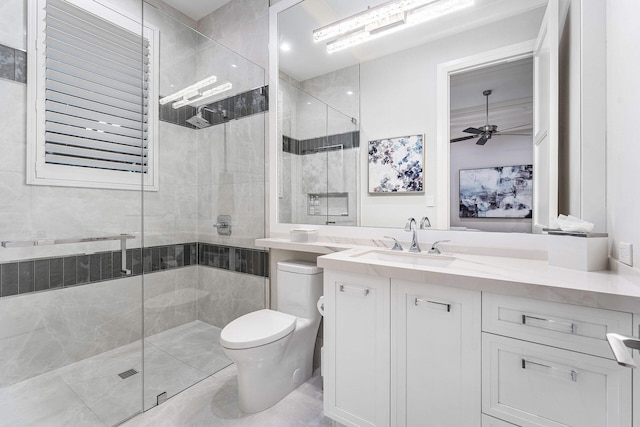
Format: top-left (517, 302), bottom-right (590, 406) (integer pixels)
top-left (220, 309), bottom-right (296, 350)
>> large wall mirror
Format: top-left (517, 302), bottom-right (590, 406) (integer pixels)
top-left (269, 0), bottom-right (607, 235)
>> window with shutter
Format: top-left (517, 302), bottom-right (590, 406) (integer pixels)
top-left (27, 0), bottom-right (159, 191)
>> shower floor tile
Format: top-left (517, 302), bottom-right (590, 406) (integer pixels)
top-left (146, 320), bottom-right (232, 374)
top-left (122, 365), bottom-right (333, 427)
top-left (0, 321), bottom-right (232, 427)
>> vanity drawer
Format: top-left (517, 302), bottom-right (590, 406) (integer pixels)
top-left (482, 293), bottom-right (632, 359)
top-left (482, 333), bottom-right (632, 427)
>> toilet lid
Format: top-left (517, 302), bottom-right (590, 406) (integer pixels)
top-left (220, 309), bottom-right (296, 350)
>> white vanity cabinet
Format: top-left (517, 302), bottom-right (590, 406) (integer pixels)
top-left (482, 294), bottom-right (633, 427)
top-left (393, 279), bottom-right (481, 427)
top-left (323, 270), bottom-right (481, 427)
top-left (321, 263), bottom-right (635, 427)
top-left (323, 270), bottom-right (391, 427)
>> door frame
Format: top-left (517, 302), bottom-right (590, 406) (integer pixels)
top-left (435, 40), bottom-right (536, 230)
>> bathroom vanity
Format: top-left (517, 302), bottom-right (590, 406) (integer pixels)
top-left (257, 238), bottom-right (640, 427)
top-left (316, 248), bottom-right (640, 427)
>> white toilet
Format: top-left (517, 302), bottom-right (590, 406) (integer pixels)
top-left (219, 260), bottom-right (323, 413)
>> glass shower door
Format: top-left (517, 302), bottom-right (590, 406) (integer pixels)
top-left (0, 0), bottom-right (145, 425)
top-left (141, 1), bottom-right (267, 411)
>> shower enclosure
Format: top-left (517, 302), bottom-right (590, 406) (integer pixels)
top-left (278, 78), bottom-right (360, 227)
top-left (0, 1), bottom-right (266, 425)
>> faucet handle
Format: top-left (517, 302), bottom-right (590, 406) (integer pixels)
top-left (419, 216), bottom-right (431, 229)
top-left (383, 236), bottom-right (403, 251)
top-left (428, 239), bottom-right (450, 254)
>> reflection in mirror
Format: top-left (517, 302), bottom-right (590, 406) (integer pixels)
top-left (275, 0), bottom-right (570, 232)
top-left (278, 77), bottom-right (359, 226)
top-left (449, 58), bottom-right (534, 233)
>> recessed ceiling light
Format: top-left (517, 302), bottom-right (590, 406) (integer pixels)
top-left (280, 42), bottom-right (292, 52)
top-left (231, 64), bottom-right (238, 68)
top-left (346, 90), bottom-right (354, 95)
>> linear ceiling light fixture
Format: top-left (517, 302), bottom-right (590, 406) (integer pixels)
top-left (159, 75), bottom-right (218, 105)
top-left (315, 0), bottom-right (474, 54)
top-left (170, 82), bottom-right (233, 109)
top-left (313, 0), bottom-right (434, 42)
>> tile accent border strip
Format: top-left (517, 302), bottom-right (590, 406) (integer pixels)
top-left (282, 131), bottom-right (360, 155)
top-left (0, 242), bottom-right (269, 298)
top-left (0, 43), bottom-right (27, 84)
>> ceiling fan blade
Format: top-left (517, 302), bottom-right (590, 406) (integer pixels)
top-left (463, 127), bottom-right (482, 134)
top-left (476, 135), bottom-right (489, 145)
top-left (500, 124), bottom-right (532, 132)
top-left (450, 135), bottom-right (478, 143)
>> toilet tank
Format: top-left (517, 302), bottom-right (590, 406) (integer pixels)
top-left (276, 261), bottom-right (323, 318)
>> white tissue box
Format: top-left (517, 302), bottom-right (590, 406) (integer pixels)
top-left (547, 234), bottom-right (608, 271)
top-left (290, 228), bottom-right (317, 243)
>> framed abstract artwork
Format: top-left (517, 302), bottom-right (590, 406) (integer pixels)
top-left (368, 134), bottom-right (424, 193)
top-left (459, 164), bottom-right (533, 218)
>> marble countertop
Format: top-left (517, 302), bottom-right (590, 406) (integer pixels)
top-left (255, 238), bottom-right (355, 254)
top-left (256, 238), bottom-right (640, 313)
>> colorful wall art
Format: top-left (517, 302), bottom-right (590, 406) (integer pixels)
top-left (459, 165), bottom-right (533, 218)
top-left (368, 134), bottom-right (423, 193)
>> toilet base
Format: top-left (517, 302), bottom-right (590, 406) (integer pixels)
top-left (223, 317), bottom-right (318, 413)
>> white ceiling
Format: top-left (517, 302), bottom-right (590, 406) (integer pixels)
top-left (450, 58), bottom-right (534, 141)
top-left (162, 0), bottom-right (232, 21)
top-left (278, 0), bottom-right (547, 82)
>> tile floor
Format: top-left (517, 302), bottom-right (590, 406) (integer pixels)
top-left (0, 321), bottom-right (233, 427)
top-left (122, 365), bottom-right (333, 427)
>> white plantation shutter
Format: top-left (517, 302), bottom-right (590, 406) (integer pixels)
top-left (27, 0), bottom-right (159, 190)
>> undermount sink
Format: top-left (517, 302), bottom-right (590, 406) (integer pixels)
top-left (352, 250), bottom-right (455, 268)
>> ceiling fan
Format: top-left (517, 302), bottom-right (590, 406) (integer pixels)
top-left (450, 89), bottom-right (531, 145)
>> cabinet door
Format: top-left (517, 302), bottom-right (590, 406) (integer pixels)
top-left (323, 270), bottom-right (390, 427)
top-left (393, 280), bottom-right (481, 427)
top-left (483, 333), bottom-right (632, 427)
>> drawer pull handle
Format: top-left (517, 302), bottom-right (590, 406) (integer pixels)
top-left (415, 298), bottom-right (451, 312)
top-left (521, 358), bottom-right (578, 382)
top-left (339, 284), bottom-right (370, 296)
top-left (521, 314), bottom-right (577, 334)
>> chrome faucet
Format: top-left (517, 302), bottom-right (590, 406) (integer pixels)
top-left (404, 218), bottom-right (421, 253)
top-left (428, 240), bottom-right (450, 254)
top-left (419, 216), bottom-right (431, 229)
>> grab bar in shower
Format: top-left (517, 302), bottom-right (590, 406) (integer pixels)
top-left (1, 234), bottom-right (135, 275)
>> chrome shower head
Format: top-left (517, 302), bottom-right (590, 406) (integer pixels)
top-left (186, 106), bottom-right (212, 129)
